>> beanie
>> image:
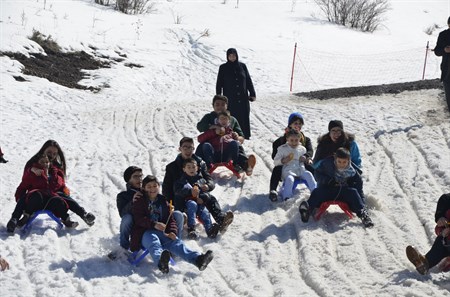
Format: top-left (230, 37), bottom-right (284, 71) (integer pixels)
top-left (123, 166), bottom-right (142, 183)
top-left (288, 112), bottom-right (304, 126)
top-left (328, 120), bottom-right (344, 131)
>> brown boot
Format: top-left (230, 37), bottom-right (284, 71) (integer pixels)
top-left (406, 245), bottom-right (429, 275)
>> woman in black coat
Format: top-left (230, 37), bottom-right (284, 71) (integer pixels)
top-left (216, 48), bottom-right (256, 139)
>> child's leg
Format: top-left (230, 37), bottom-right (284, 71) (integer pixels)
top-left (200, 142), bottom-right (215, 166)
top-left (338, 187), bottom-right (365, 214)
top-left (46, 196), bottom-right (69, 220)
top-left (164, 237), bottom-right (201, 265)
top-left (282, 175), bottom-right (295, 200)
top-left (227, 140), bottom-right (240, 164)
top-left (186, 200), bottom-right (198, 228)
top-left (197, 205), bottom-right (212, 231)
top-left (425, 236), bottom-right (450, 269)
top-left (171, 210), bottom-right (185, 238)
top-left (307, 187), bottom-right (337, 210)
top-left (301, 171), bottom-right (317, 192)
top-left (25, 192), bottom-right (45, 214)
top-left (10, 195), bottom-right (26, 220)
top-left (119, 213), bottom-right (133, 249)
top-left (270, 166), bottom-right (282, 192)
top-left (141, 230), bottom-right (164, 263)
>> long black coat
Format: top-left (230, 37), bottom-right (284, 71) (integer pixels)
top-left (216, 58), bottom-right (255, 139)
top-left (435, 28), bottom-right (450, 82)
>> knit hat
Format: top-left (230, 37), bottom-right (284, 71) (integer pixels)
top-left (288, 112), bottom-right (304, 126)
top-left (328, 120), bottom-right (344, 131)
top-left (123, 166), bottom-right (142, 183)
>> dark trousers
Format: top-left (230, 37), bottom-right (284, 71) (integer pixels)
top-left (425, 235), bottom-right (450, 268)
top-left (443, 80), bottom-right (450, 112)
top-left (307, 186), bottom-right (364, 215)
top-left (204, 194), bottom-right (225, 225)
top-left (197, 142), bottom-right (248, 169)
top-left (25, 191), bottom-right (69, 220)
top-left (201, 141), bottom-right (239, 165)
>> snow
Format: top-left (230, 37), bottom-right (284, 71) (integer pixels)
top-left (0, 0), bottom-right (449, 296)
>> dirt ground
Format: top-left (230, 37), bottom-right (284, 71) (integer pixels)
top-left (0, 43), bottom-right (443, 97)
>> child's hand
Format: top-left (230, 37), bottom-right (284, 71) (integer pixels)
top-left (165, 232), bottom-right (177, 240)
top-left (192, 185), bottom-right (200, 197)
top-left (282, 153), bottom-right (294, 164)
top-left (133, 191), bottom-right (143, 202)
top-left (155, 222), bottom-right (166, 231)
top-left (231, 132), bottom-right (239, 140)
top-left (299, 155), bottom-right (307, 163)
top-left (441, 227), bottom-right (450, 238)
top-left (200, 184), bottom-right (209, 192)
top-left (31, 167), bottom-right (44, 176)
top-left (437, 217), bottom-right (448, 227)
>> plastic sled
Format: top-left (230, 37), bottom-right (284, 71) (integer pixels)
top-left (314, 200), bottom-right (353, 220)
top-left (21, 210), bottom-right (64, 233)
top-left (281, 177), bottom-right (308, 193)
top-left (128, 248), bottom-right (175, 267)
top-left (209, 160), bottom-right (241, 178)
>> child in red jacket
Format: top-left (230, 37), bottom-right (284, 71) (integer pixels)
top-left (406, 193), bottom-right (450, 274)
top-left (198, 110), bottom-right (241, 171)
top-left (14, 154), bottom-right (77, 229)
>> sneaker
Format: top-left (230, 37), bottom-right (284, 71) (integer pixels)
top-left (233, 163), bottom-right (244, 174)
top-left (187, 226), bottom-right (199, 240)
top-left (82, 212), bottom-right (95, 226)
top-left (269, 190), bottom-right (278, 202)
top-left (6, 218), bottom-right (18, 233)
top-left (206, 223), bottom-right (220, 239)
top-left (0, 156), bottom-right (8, 163)
top-left (62, 216), bottom-right (79, 228)
top-left (17, 213), bottom-right (30, 227)
top-left (158, 250), bottom-right (171, 274)
top-left (196, 250), bottom-right (214, 271)
top-left (219, 211), bottom-right (234, 233)
top-left (406, 245), bottom-right (429, 275)
top-left (358, 209), bottom-right (374, 228)
top-left (299, 201), bottom-right (310, 223)
top-left (246, 154), bottom-right (256, 176)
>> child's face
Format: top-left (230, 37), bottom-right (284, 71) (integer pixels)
top-left (286, 135), bottom-right (300, 148)
top-left (218, 115), bottom-right (230, 127)
top-left (330, 127), bottom-right (342, 142)
top-left (38, 157), bottom-right (50, 169)
top-left (289, 119), bottom-right (303, 132)
top-left (129, 171), bottom-right (143, 188)
top-left (44, 146), bottom-right (58, 162)
top-left (335, 157), bottom-right (350, 170)
top-left (183, 162), bottom-right (198, 177)
top-left (213, 100), bottom-right (227, 113)
top-left (179, 142), bottom-right (195, 159)
top-left (143, 181), bottom-right (159, 199)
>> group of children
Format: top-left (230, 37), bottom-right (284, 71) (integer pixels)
top-left (2, 96), bottom-right (448, 276)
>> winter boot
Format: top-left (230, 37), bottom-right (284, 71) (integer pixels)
top-left (299, 201), bottom-right (310, 223)
top-left (0, 156), bottom-right (8, 163)
top-left (358, 209), bottom-right (374, 228)
top-left (82, 212), bottom-right (96, 226)
top-left (6, 218), bottom-right (18, 233)
top-left (187, 226), bottom-right (199, 240)
top-left (406, 245), bottom-right (429, 275)
top-left (269, 190), bottom-right (278, 202)
top-left (17, 213), bottom-right (30, 228)
top-left (245, 154), bottom-right (256, 176)
top-left (218, 211), bottom-right (234, 233)
top-left (206, 223), bottom-right (220, 239)
top-left (62, 216), bottom-right (79, 228)
top-left (196, 250), bottom-right (214, 271)
top-left (158, 250), bottom-right (171, 274)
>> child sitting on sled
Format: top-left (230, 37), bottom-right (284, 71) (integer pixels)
top-left (299, 147), bottom-right (373, 228)
top-left (406, 193), bottom-right (450, 274)
top-left (273, 129), bottom-right (316, 201)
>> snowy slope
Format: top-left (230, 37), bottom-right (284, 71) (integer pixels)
top-left (1, 1), bottom-right (449, 296)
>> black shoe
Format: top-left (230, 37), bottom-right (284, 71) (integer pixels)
top-left (206, 223), bottom-right (220, 239)
top-left (82, 212), bottom-right (95, 226)
top-left (299, 201), bottom-right (310, 223)
top-left (196, 250), bottom-right (213, 271)
top-left (17, 213), bottom-right (30, 228)
top-left (233, 164), bottom-right (244, 174)
top-left (358, 209), bottom-right (374, 228)
top-left (62, 216), bottom-right (79, 228)
top-left (219, 211), bottom-right (234, 233)
top-left (187, 226), bottom-right (199, 240)
top-left (6, 218), bottom-right (17, 233)
top-left (0, 156), bottom-right (8, 163)
top-left (269, 190), bottom-right (278, 202)
top-left (158, 250), bottom-right (171, 274)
